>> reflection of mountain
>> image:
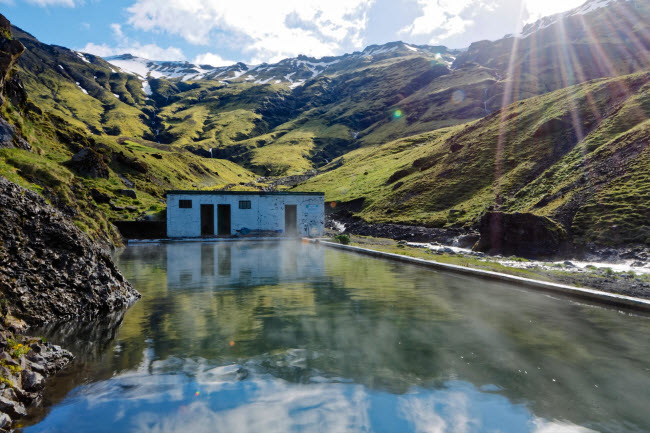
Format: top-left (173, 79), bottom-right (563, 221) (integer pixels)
top-left (166, 241), bottom-right (325, 289)
top-left (23, 243), bottom-right (650, 432)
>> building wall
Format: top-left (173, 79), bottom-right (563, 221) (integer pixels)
top-left (166, 193), bottom-right (325, 238)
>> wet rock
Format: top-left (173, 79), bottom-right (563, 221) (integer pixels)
top-left (0, 396), bottom-right (26, 419)
top-left (0, 412), bottom-right (11, 430)
top-left (564, 261), bottom-right (575, 267)
top-left (474, 212), bottom-right (568, 258)
top-left (67, 147), bottom-right (109, 179)
top-left (21, 370), bottom-right (44, 392)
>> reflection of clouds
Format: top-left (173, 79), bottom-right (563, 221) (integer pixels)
top-left (32, 352), bottom-right (602, 433)
top-left (532, 418), bottom-right (598, 433)
top-left (398, 389), bottom-right (474, 433)
top-left (131, 377), bottom-right (371, 433)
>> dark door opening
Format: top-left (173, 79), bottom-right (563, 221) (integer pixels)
top-left (200, 204), bottom-right (214, 236)
top-left (285, 205), bottom-right (297, 236)
top-left (217, 204), bottom-right (231, 236)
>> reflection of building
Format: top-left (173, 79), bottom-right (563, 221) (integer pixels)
top-left (166, 242), bottom-right (325, 289)
top-left (166, 191), bottom-right (325, 238)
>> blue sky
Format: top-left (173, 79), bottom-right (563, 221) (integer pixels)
top-left (2, 0), bottom-right (586, 65)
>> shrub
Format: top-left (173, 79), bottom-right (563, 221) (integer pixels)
top-left (334, 234), bottom-right (350, 245)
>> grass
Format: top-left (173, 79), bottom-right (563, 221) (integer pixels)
top-left (298, 72), bottom-right (650, 245)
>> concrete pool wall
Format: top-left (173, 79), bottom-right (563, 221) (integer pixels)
top-left (311, 239), bottom-right (650, 312)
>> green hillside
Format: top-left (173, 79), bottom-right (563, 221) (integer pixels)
top-left (295, 72), bottom-right (650, 245)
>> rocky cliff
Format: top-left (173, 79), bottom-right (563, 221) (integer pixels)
top-left (0, 15), bottom-right (140, 431)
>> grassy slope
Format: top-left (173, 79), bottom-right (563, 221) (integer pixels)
top-left (295, 72), bottom-right (650, 245)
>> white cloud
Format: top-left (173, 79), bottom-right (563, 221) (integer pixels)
top-left (25, 0), bottom-right (77, 6)
top-left (522, 0), bottom-right (586, 23)
top-left (80, 42), bottom-right (185, 61)
top-left (401, 0), bottom-right (477, 41)
top-left (110, 23), bottom-right (124, 39)
top-left (125, 0), bottom-right (373, 63)
top-left (193, 53), bottom-right (236, 67)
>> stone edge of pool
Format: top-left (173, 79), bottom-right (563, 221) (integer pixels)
top-left (308, 239), bottom-right (650, 313)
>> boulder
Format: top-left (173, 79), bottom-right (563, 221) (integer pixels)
top-left (0, 396), bottom-right (25, 419)
top-left (68, 148), bottom-right (109, 179)
top-left (473, 211), bottom-right (567, 257)
top-left (21, 370), bottom-right (44, 392)
top-left (119, 189), bottom-right (137, 199)
top-left (90, 188), bottom-right (112, 204)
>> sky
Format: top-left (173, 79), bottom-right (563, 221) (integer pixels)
top-left (2, 0), bottom-right (587, 65)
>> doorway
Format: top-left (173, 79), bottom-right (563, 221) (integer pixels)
top-left (200, 204), bottom-right (214, 236)
top-left (217, 204), bottom-right (231, 236)
top-left (285, 205), bottom-right (297, 236)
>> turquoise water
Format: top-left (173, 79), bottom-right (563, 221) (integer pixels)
top-left (20, 242), bottom-right (650, 432)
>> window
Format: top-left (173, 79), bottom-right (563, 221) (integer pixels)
top-left (179, 199), bottom-right (192, 209)
top-left (239, 200), bottom-right (251, 209)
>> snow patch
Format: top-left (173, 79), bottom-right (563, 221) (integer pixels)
top-left (75, 82), bottom-right (88, 95)
top-left (142, 80), bottom-right (152, 96)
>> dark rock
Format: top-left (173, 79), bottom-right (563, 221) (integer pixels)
top-left (0, 118), bottom-right (30, 150)
top-left (67, 147), bottom-right (109, 179)
top-left (152, 153), bottom-right (163, 159)
top-left (0, 177), bottom-right (140, 325)
top-left (90, 188), bottom-right (112, 204)
top-left (118, 174), bottom-right (135, 188)
top-left (0, 396), bottom-right (26, 419)
top-left (109, 201), bottom-right (125, 211)
top-left (21, 370), bottom-right (44, 392)
top-left (115, 152), bottom-right (148, 173)
top-left (119, 189), bottom-right (137, 199)
top-left (456, 233), bottom-right (480, 249)
top-left (125, 206), bottom-right (137, 211)
top-left (0, 14), bottom-right (25, 108)
top-left (473, 211), bottom-right (567, 258)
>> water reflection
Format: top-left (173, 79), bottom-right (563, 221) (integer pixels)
top-left (20, 241), bottom-right (650, 433)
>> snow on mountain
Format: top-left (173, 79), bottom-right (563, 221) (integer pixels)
top-left (103, 42), bottom-right (457, 88)
top-left (520, 0), bottom-right (631, 38)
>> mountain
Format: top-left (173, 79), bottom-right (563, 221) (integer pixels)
top-left (1, 0), bottom-right (649, 249)
top-left (295, 71), bottom-right (650, 246)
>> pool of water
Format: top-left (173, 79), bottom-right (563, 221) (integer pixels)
top-left (19, 241), bottom-right (650, 433)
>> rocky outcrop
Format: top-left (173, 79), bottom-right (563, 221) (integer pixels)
top-left (0, 176), bottom-right (140, 431)
top-left (0, 319), bottom-right (73, 433)
top-left (0, 14), bottom-right (25, 108)
top-left (0, 118), bottom-right (30, 150)
top-left (66, 147), bottom-right (109, 178)
top-left (473, 211), bottom-right (568, 257)
top-left (0, 177), bottom-right (140, 325)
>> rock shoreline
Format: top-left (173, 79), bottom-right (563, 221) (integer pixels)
top-left (0, 176), bottom-right (140, 431)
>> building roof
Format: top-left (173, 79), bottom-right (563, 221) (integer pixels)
top-left (166, 190), bottom-right (324, 196)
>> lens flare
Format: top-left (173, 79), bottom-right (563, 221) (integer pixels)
top-left (393, 109), bottom-right (403, 119)
top-left (329, 201), bottom-right (337, 208)
top-left (229, 340), bottom-right (235, 347)
top-left (451, 90), bottom-right (465, 104)
top-left (195, 391), bottom-right (200, 397)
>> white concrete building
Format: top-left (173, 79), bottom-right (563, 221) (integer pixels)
top-left (166, 191), bottom-right (325, 238)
